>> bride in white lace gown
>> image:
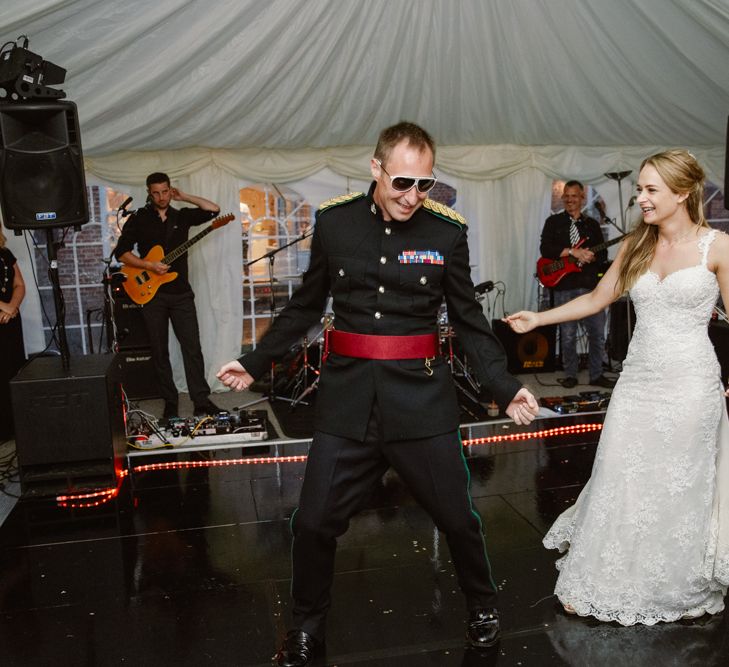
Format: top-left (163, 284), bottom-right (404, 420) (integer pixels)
top-left (506, 150), bottom-right (729, 625)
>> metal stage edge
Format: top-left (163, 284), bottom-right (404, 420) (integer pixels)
top-left (124, 408), bottom-right (607, 463)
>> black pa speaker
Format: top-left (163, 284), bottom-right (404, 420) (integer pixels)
top-left (607, 297), bottom-right (636, 362)
top-left (10, 354), bottom-right (126, 496)
top-left (0, 100), bottom-right (88, 230)
top-left (492, 319), bottom-right (557, 374)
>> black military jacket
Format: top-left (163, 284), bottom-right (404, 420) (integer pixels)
top-left (240, 183), bottom-right (521, 441)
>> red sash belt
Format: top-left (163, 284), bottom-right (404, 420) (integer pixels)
top-left (325, 329), bottom-right (440, 360)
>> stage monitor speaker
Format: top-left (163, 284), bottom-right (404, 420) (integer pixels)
top-left (10, 354), bottom-right (126, 496)
top-left (112, 290), bottom-right (150, 350)
top-left (0, 100), bottom-right (88, 230)
top-left (114, 349), bottom-right (162, 400)
top-left (492, 319), bottom-right (556, 374)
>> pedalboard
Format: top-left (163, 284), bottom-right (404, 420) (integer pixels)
top-left (165, 410), bottom-right (266, 438)
top-left (128, 409), bottom-right (269, 449)
top-left (541, 391), bottom-right (611, 414)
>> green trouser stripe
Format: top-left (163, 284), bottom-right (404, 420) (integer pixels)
top-left (458, 430), bottom-right (497, 593)
top-left (289, 507), bottom-right (298, 598)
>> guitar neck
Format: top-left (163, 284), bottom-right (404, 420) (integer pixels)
top-left (162, 225), bottom-right (215, 265)
top-left (587, 234), bottom-right (626, 254)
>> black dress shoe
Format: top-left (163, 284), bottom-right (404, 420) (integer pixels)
top-left (559, 376), bottom-right (578, 389)
top-left (163, 401), bottom-right (179, 419)
top-left (275, 630), bottom-right (319, 667)
top-left (590, 374), bottom-right (616, 389)
top-left (193, 399), bottom-right (220, 416)
top-left (466, 608), bottom-right (501, 648)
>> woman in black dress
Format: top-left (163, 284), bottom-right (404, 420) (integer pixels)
top-left (0, 225), bottom-right (26, 441)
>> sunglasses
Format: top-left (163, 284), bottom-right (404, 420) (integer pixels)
top-left (375, 159), bottom-right (437, 193)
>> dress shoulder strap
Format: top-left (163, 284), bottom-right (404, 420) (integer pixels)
top-left (698, 228), bottom-right (718, 266)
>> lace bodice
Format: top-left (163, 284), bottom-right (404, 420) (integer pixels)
top-left (626, 230), bottom-right (721, 373)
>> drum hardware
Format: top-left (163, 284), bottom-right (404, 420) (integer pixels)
top-left (234, 227), bottom-right (314, 412)
top-left (288, 314), bottom-right (333, 407)
top-left (474, 280), bottom-right (504, 322)
top-left (440, 324), bottom-right (485, 420)
top-left (289, 336), bottom-right (320, 407)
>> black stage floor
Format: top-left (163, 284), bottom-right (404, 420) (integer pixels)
top-left (0, 413), bottom-right (727, 666)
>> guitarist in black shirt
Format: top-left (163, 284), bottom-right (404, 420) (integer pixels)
top-left (539, 180), bottom-right (615, 389)
top-left (114, 172), bottom-right (221, 419)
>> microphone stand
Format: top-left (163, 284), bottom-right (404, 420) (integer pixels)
top-left (234, 229), bottom-right (314, 411)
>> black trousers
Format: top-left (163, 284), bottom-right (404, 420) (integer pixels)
top-left (141, 290), bottom-right (210, 406)
top-left (291, 402), bottom-right (497, 641)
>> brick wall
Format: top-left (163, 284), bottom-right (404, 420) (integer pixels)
top-left (31, 185), bottom-right (108, 355)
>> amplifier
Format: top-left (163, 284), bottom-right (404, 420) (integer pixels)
top-left (492, 319), bottom-right (556, 374)
top-left (114, 349), bottom-right (161, 400)
top-left (112, 289), bottom-right (149, 350)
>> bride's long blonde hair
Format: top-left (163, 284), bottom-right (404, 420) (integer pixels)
top-left (615, 149), bottom-right (710, 295)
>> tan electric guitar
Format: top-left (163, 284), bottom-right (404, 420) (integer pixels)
top-left (121, 213), bottom-right (234, 304)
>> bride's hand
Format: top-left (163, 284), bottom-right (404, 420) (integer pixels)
top-left (503, 311), bottom-right (539, 334)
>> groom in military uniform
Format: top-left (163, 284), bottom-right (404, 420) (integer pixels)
top-left (217, 121), bottom-right (539, 665)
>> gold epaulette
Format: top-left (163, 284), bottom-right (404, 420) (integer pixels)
top-left (318, 192), bottom-right (365, 212)
top-left (423, 199), bottom-right (467, 226)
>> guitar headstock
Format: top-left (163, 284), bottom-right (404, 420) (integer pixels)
top-left (211, 213), bottom-right (235, 229)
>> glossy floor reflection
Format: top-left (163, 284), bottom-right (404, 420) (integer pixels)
top-left (0, 414), bottom-right (727, 666)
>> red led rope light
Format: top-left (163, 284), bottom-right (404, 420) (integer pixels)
top-left (133, 454), bottom-right (309, 474)
top-left (54, 424), bottom-right (601, 506)
top-left (56, 469), bottom-right (129, 508)
top-left (462, 422), bottom-right (602, 447)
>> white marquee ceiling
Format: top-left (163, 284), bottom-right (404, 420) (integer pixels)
top-left (1, 0), bottom-right (727, 157)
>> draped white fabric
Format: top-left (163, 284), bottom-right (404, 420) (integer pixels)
top-left (168, 168), bottom-right (243, 392)
top-left (2, 0), bottom-right (726, 152)
top-left (83, 143), bottom-right (722, 322)
top-left (1, 0), bottom-right (727, 378)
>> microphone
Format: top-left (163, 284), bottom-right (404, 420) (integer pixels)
top-left (118, 196), bottom-right (133, 214)
top-left (594, 200), bottom-right (610, 222)
top-left (628, 196), bottom-right (637, 207)
top-left (474, 280), bottom-right (494, 294)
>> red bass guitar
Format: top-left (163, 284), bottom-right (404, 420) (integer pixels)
top-left (536, 234), bottom-right (626, 288)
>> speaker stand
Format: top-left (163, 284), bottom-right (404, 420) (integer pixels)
top-left (45, 228), bottom-right (71, 369)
